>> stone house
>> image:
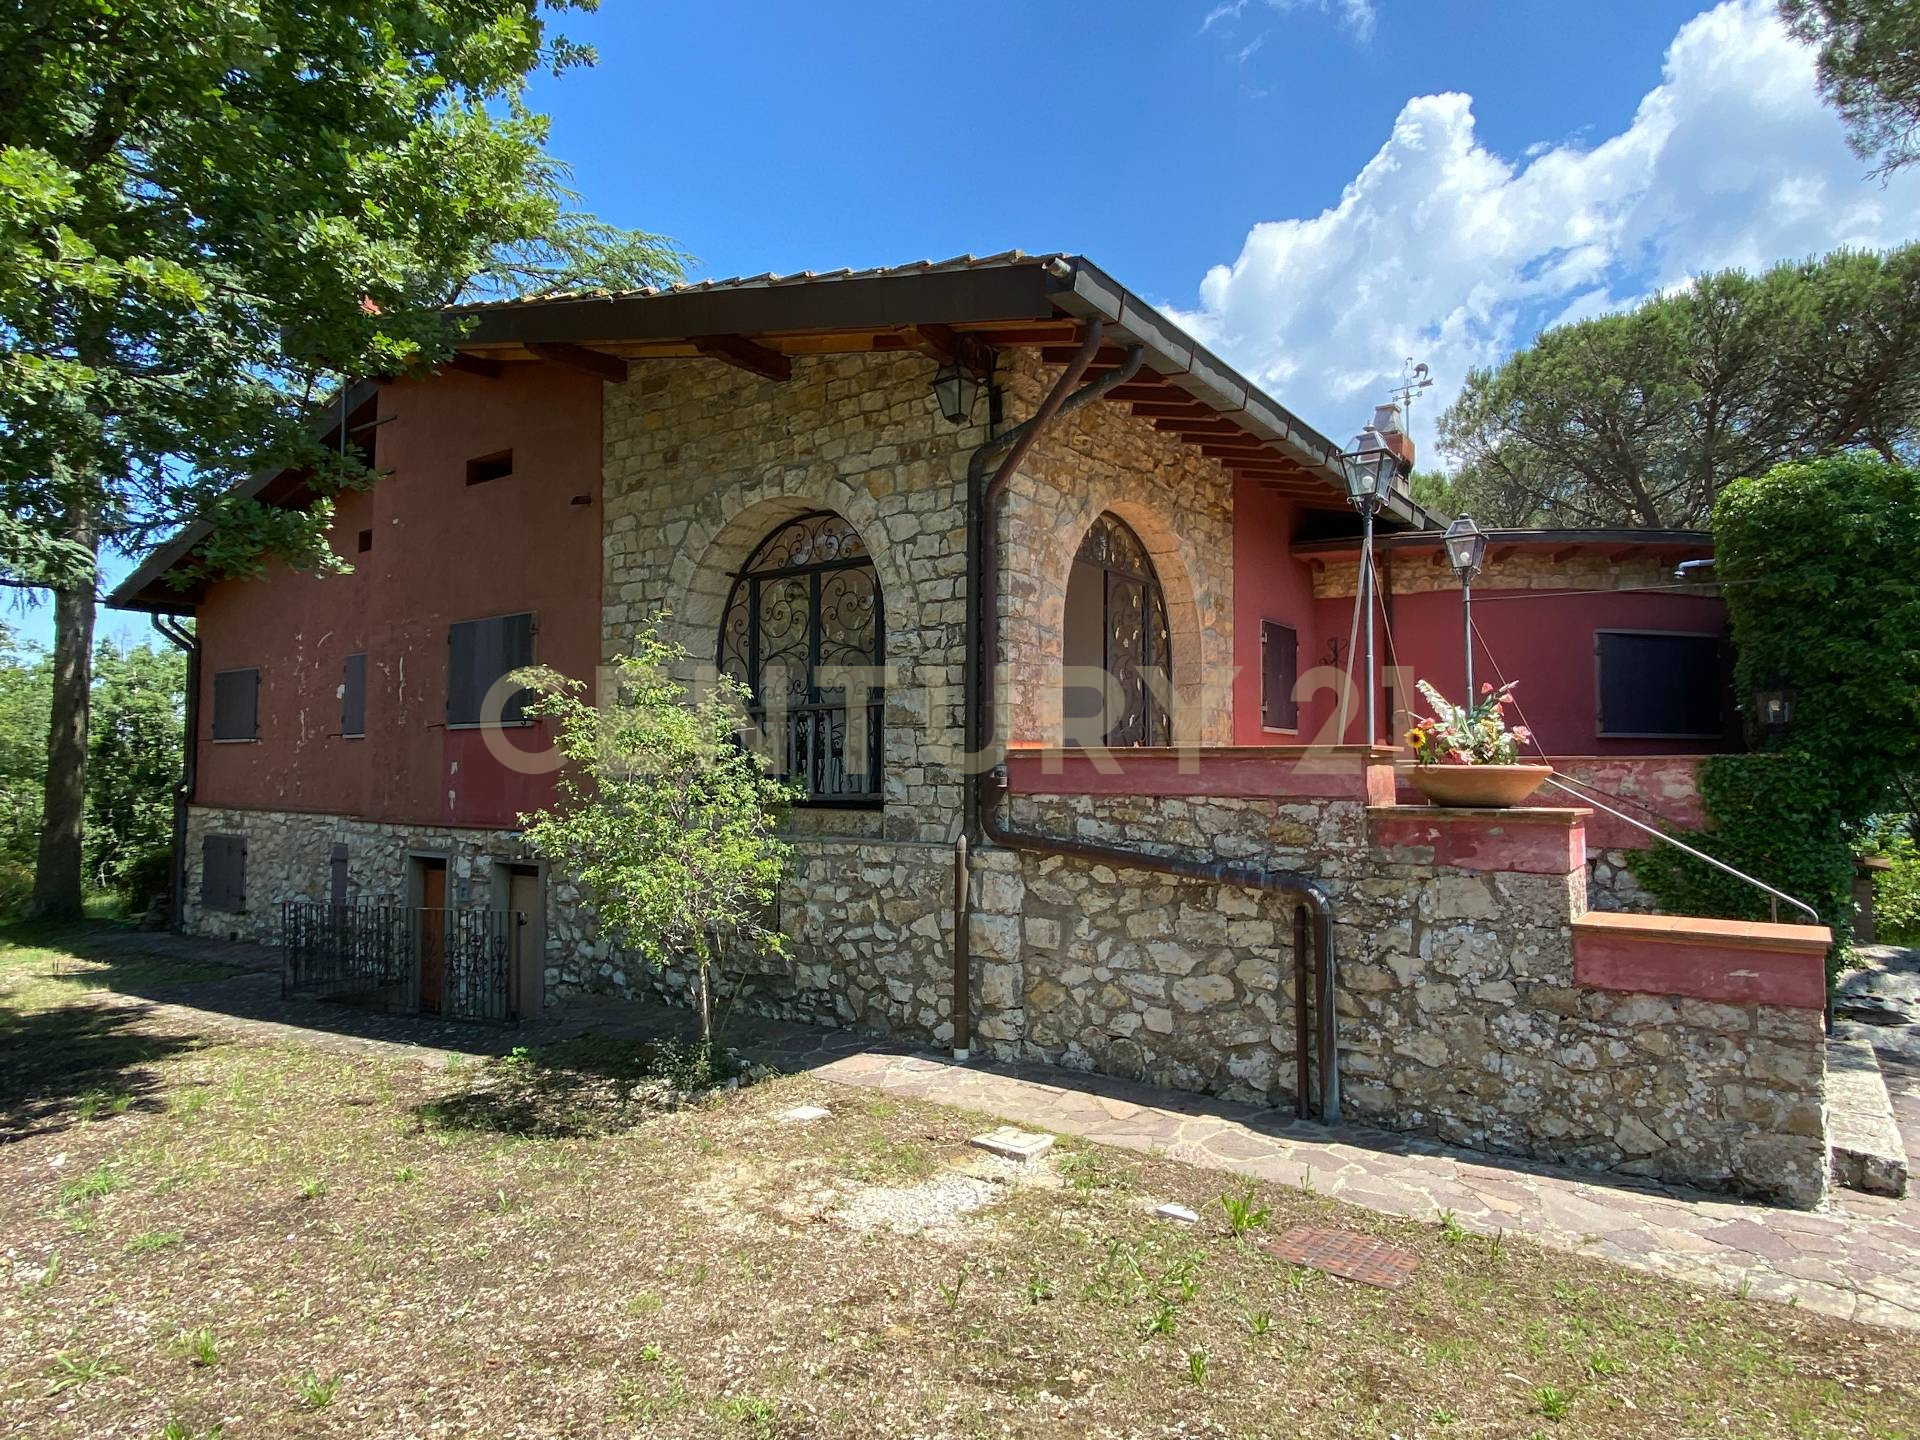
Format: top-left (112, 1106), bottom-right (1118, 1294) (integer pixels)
top-left (111, 252), bottom-right (1832, 1205)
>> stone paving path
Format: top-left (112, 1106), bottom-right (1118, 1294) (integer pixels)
top-left (33, 924), bottom-right (1920, 1332)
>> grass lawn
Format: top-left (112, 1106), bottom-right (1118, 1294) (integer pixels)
top-left (1, 926), bottom-right (1916, 1438)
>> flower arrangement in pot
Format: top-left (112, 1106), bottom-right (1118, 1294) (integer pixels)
top-left (1402, 679), bottom-right (1552, 808)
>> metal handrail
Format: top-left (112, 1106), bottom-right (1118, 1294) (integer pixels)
top-left (1543, 773), bottom-right (1821, 925)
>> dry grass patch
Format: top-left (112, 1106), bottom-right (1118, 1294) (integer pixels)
top-left (0, 926), bottom-right (1916, 1437)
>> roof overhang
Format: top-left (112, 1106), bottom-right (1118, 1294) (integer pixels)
top-left (109, 381), bottom-right (380, 614)
top-left (110, 251), bottom-right (1439, 611)
top-left (1292, 527), bottom-right (1715, 565)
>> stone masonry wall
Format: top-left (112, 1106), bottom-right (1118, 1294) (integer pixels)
top-left (185, 804), bottom-right (956, 1041)
top-left (981, 790), bottom-right (1826, 1206)
top-left (997, 350), bottom-right (1237, 747)
top-left (182, 804), bottom-right (579, 974)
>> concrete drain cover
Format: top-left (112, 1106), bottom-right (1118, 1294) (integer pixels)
top-left (969, 1127), bottom-right (1055, 1163)
top-left (1264, 1225), bottom-right (1419, 1290)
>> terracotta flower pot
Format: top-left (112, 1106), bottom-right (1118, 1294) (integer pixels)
top-left (1408, 763), bottom-right (1552, 809)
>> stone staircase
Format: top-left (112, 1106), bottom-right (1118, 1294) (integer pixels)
top-left (1828, 1025), bottom-right (1910, 1198)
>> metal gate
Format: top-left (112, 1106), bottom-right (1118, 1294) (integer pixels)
top-left (280, 901), bottom-right (523, 1023)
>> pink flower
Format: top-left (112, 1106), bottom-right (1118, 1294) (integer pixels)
top-left (1512, 726), bottom-right (1532, 742)
top-left (1480, 682), bottom-right (1493, 694)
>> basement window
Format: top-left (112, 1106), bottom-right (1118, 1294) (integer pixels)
top-left (465, 449), bottom-right (514, 486)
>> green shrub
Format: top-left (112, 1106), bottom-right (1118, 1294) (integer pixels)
top-left (118, 845), bottom-right (175, 912)
top-left (0, 857), bottom-right (31, 916)
top-left (1630, 754), bottom-right (1857, 979)
top-left (1632, 456), bottom-right (1920, 986)
top-left (1874, 837), bottom-right (1920, 945)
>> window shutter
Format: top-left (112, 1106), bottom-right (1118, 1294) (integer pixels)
top-left (447, 613), bottom-right (534, 725)
top-left (1595, 632), bottom-right (1723, 738)
top-left (1261, 621), bottom-right (1300, 731)
top-left (447, 619), bottom-right (482, 726)
top-left (498, 612), bottom-right (534, 723)
top-left (330, 843), bottom-right (349, 906)
top-left (212, 668), bottom-right (259, 740)
top-left (201, 833), bottom-right (247, 912)
top-left (341, 653), bottom-right (367, 737)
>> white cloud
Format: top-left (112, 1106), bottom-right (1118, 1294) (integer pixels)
top-left (1172, 0), bottom-right (1920, 465)
top-left (1202, 0), bottom-right (1376, 43)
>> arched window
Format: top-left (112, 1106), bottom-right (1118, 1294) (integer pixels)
top-left (1062, 512), bottom-right (1172, 747)
top-left (718, 512), bottom-right (883, 804)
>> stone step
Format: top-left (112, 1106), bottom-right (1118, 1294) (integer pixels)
top-left (1828, 1024), bottom-right (1910, 1198)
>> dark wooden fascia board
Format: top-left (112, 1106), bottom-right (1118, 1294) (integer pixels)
top-left (460, 265), bottom-right (1058, 349)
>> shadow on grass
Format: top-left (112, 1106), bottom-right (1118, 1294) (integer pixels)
top-left (0, 996), bottom-right (200, 1143)
top-left (416, 1033), bottom-right (747, 1139)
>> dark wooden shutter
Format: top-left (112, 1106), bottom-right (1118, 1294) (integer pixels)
top-left (447, 613), bottom-right (534, 725)
top-left (1595, 631), bottom-right (1722, 737)
top-left (341, 652), bottom-right (367, 737)
top-left (201, 833), bottom-right (247, 912)
top-left (212, 668), bottom-right (259, 740)
top-left (1261, 621), bottom-right (1300, 731)
top-left (330, 843), bottom-right (349, 906)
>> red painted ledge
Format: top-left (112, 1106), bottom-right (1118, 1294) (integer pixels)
top-left (1572, 910), bottom-right (1831, 1010)
top-left (1006, 746), bottom-right (1398, 803)
top-left (1367, 805), bottom-right (1589, 875)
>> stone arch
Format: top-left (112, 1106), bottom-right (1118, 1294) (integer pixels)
top-left (653, 474), bottom-right (914, 678)
top-left (1013, 486), bottom-right (1212, 747)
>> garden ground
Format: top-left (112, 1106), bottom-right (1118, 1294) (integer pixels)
top-left (2, 924), bottom-right (1918, 1438)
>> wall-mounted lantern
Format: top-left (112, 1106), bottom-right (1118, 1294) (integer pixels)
top-left (931, 362), bottom-right (982, 425)
top-left (1755, 687), bottom-right (1796, 736)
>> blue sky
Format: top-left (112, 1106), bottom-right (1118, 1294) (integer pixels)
top-left (44, 0), bottom-right (1920, 653)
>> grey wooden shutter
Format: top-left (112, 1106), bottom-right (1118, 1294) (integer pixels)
top-left (498, 612), bottom-right (534, 723)
top-left (1261, 622), bottom-right (1299, 731)
top-left (201, 833), bottom-right (247, 912)
top-left (341, 653), bottom-right (367, 737)
top-left (212, 668), bottom-right (259, 740)
top-left (447, 613), bottom-right (534, 725)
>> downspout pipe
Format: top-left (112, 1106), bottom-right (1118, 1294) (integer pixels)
top-left (152, 613), bottom-right (198, 933)
top-left (956, 323), bottom-right (1341, 1124)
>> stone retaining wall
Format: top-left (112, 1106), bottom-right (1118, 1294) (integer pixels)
top-left (982, 789), bottom-right (1827, 1206)
top-left (187, 787), bottom-right (1827, 1206)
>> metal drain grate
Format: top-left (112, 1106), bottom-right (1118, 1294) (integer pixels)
top-left (1264, 1225), bottom-right (1419, 1289)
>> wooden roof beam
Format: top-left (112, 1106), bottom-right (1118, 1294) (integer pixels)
top-left (447, 351), bottom-right (503, 380)
top-left (527, 341), bottom-right (629, 384)
top-left (692, 333), bottom-right (792, 382)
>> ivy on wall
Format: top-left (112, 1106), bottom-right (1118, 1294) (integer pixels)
top-left (1630, 455), bottom-right (1920, 980)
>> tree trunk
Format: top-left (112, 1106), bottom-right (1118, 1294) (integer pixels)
top-left (30, 508), bottom-right (98, 919)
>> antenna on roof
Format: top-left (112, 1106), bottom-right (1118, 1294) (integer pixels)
top-left (1389, 358), bottom-right (1433, 429)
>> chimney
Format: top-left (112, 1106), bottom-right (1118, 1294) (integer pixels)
top-left (1372, 402), bottom-right (1415, 470)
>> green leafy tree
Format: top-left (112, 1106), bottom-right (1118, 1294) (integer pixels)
top-left (1783, 0), bottom-right (1920, 177)
top-left (85, 636), bottom-right (187, 902)
top-left (0, 625), bottom-right (52, 905)
top-left (515, 627), bottom-right (796, 1052)
top-left (1631, 455), bottom-right (1920, 973)
top-left (2, 1), bottom-right (682, 917)
top-left (1438, 247), bottom-right (1920, 528)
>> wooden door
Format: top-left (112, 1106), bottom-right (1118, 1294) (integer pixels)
top-left (418, 861), bottom-right (447, 1014)
top-left (508, 867), bottom-right (543, 1019)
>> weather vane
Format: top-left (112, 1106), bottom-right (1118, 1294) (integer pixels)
top-left (1389, 358), bottom-right (1433, 427)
